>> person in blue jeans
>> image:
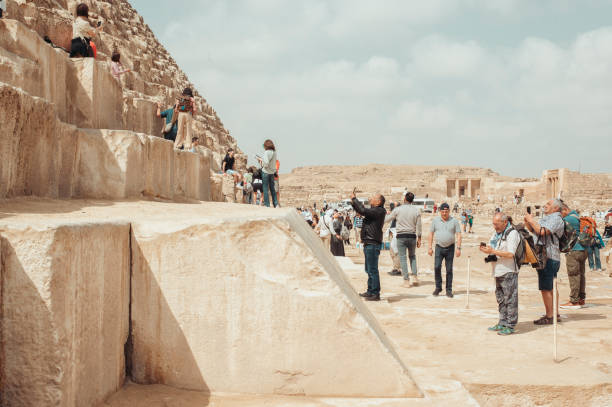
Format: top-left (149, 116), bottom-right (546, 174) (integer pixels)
top-left (587, 230), bottom-right (605, 271)
top-left (257, 139), bottom-right (278, 208)
top-left (428, 203), bottom-right (462, 297)
top-left (351, 191), bottom-right (386, 301)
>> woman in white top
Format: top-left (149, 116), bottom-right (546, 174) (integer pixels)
top-left (70, 3), bottom-right (96, 58)
top-left (256, 139), bottom-right (278, 208)
top-left (111, 52), bottom-right (130, 80)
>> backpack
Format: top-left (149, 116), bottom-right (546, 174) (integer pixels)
top-left (177, 95), bottom-right (193, 113)
top-left (559, 214), bottom-right (579, 253)
top-left (341, 224), bottom-right (350, 240)
top-left (501, 225), bottom-right (530, 270)
top-left (577, 216), bottom-right (597, 247)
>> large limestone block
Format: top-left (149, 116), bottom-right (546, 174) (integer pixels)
top-left (143, 135), bottom-right (175, 200)
top-left (129, 209), bottom-right (420, 397)
top-left (0, 19), bottom-right (69, 121)
top-left (122, 97), bottom-right (158, 136)
top-left (68, 58), bottom-right (123, 130)
top-left (0, 221), bottom-right (130, 406)
top-left (0, 84), bottom-right (78, 199)
top-left (75, 129), bottom-right (147, 199)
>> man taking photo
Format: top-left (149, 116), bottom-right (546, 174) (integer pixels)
top-left (351, 191), bottom-right (386, 301)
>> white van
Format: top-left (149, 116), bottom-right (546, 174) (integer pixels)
top-left (412, 198), bottom-right (435, 213)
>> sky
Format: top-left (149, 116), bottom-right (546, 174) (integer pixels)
top-left (131, 0), bottom-right (612, 177)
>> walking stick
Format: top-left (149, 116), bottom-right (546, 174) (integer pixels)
top-left (553, 277), bottom-right (558, 362)
top-left (466, 256), bottom-right (471, 309)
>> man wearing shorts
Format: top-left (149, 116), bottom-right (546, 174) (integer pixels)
top-left (222, 148), bottom-right (241, 185)
top-left (524, 198), bottom-right (565, 325)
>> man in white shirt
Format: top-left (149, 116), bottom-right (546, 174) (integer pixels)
top-left (480, 212), bottom-right (520, 336)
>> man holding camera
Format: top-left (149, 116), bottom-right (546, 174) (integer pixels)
top-left (524, 199), bottom-right (565, 325)
top-left (351, 191), bottom-right (387, 301)
top-left (428, 202), bottom-right (462, 297)
top-left (480, 212), bottom-right (520, 335)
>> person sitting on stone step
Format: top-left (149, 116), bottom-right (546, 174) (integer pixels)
top-left (70, 3), bottom-right (97, 58)
top-left (189, 137), bottom-right (199, 153)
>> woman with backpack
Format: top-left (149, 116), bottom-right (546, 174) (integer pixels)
top-left (250, 166), bottom-right (263, 205)
top-left (173, 88), bottom-right (196, 151)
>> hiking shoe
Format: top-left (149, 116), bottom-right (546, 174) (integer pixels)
top-left (497, 326), bottom-right (515, 336)
top-left (359, 291), bottom-right (372, 298)
top-left (446, 291), bottom-right (454, 298)
top-left (388, 269), bottom-right (402, 276)
top-left (579, 299), bottom-right (585, 307)
top-left (488, 324), bottom-right (504, 332)
top-left (432, 288), bottom-right (442, 296)
top-left (412, 275), bottom-right (419, 286)
top-left (365, 294), bottom-right (380, 301)
top-left (560, 301), bottom-right (581, 310)
top-left (533, 316), bottom-right (553, 325)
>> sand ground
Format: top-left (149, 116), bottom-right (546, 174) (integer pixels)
top-left (97, 211), bottom-right (612, 406)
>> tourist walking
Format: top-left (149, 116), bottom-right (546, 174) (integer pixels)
top-left (330, 212), bottom-right (345, 256)
top-left (351, 192), bottom-right (386, 301)
top-left (586, 230), bottom-right (605, 272)
top-left (243, 168), bottom-right (254, 204)
top-left (480, 212), bottom-right (520, 335)
top-left (173, 88), bottom-right (196, 150)
top-left (318, 209), bottom-right (333, 250)
top-left (559, 204), bottom-right (588, 309)
top-left (385, 192), bottom-right (422, 287)
top-left (387, 202), bottom-right (402, 276)
top-left (251, 167), bottom-right (263, 205)
top-left (343, 215), bottom-right (353, 245)
top-left (353, 213), bottom-right (363, 247)
top-left (524, 199), bottom-right (565, 325)
top-left (428, 203), bottom-right (462, 297)
top-left (70, 3), bottom-right (97, 58)
top-left (157, 101), bottom-right (178, 142)
top-left (257, 140), bottom-right (279, 208)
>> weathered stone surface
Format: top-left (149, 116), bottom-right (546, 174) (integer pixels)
top-left (0, 220), bottom-right (130, 407)
top-left (129, 206), bottom-right (419, 397)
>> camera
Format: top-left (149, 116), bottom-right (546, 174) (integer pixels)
top-left (484, 254), bottom-right (498, 263)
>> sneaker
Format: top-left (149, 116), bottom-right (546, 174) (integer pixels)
top-left (446, 291), bottom-right (454, 298)
top-left (560, 301), bottom-right (581, 310)
top-left (388, 269), bottom-right (402, 276)
top-left (488, 324), bottom-right (504, 331)
top-left (402, 280), bottom-right (412, 288)
top-left (412, 275), bottom-right (419, 286)
top-left (432, 288), bottom-right (442, 296)
top-left (579, 299), bottom-right (585, 307)
top-left (365, 294), bottom-right (380, 301)
top-left (359, 291), bottom-right (372, 298)
top-left (497, 326), bottom-right (515, 336)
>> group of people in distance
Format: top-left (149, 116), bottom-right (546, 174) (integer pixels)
top-left (316, 191), bottom-right (609, 337)
top-left (219, 142), bottom-right (280, 208)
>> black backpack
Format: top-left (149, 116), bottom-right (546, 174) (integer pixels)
top-left (500, 226), bottom-right (526, 270)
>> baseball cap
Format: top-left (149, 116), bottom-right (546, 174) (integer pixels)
top-left (440, 203), bottom-right (450, 210)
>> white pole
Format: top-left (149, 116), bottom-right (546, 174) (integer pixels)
top-left (553, 277), bottom-right (558, 362)
top-left (466, 256), bottom-right (471, 309)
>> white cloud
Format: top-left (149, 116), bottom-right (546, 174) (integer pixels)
top-left (133, 0), bottom-right (612, 175)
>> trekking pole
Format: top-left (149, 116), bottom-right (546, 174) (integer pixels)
top-left (466, 256), bottom-right (471, 309)
top-left (553, 277), bottom-right (558, 362)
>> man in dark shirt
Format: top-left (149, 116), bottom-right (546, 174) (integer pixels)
top-left (222, 148), bottom-right (240, 185)
top-left (351, 191), bottom-right (386, 301)
top-left (156, 102), bottom-right (178, 142)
